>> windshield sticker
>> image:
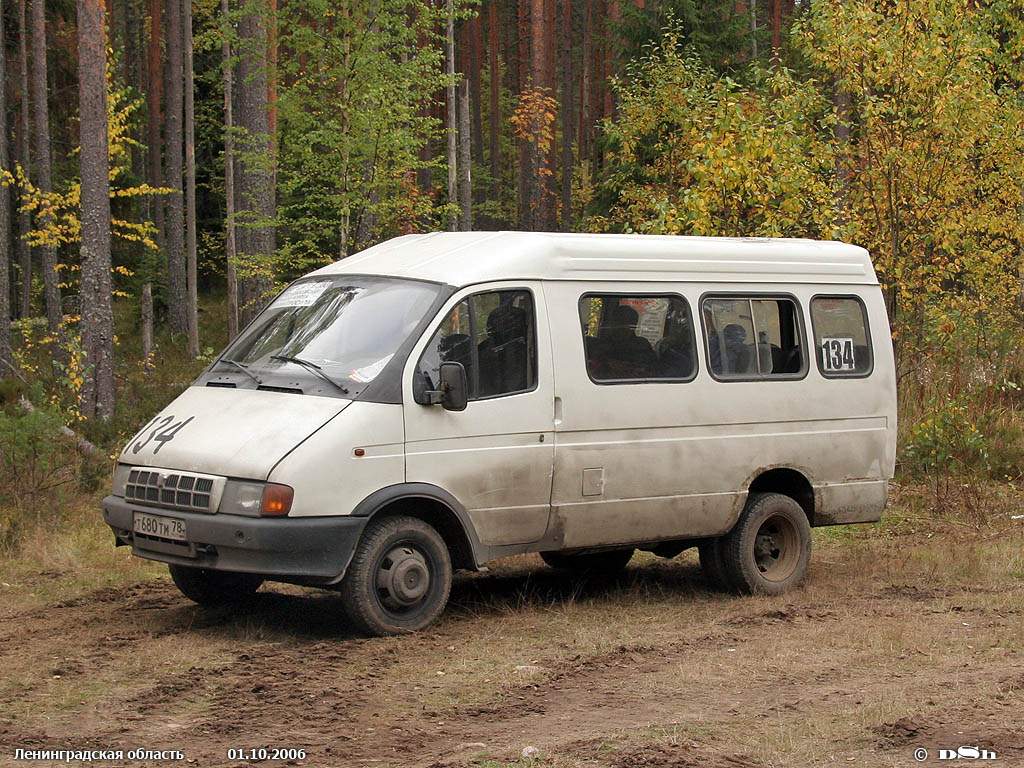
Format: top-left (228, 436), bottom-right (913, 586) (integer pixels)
top-left (820, 337), bottom-right (856, 372)
top-left (349, 354), bottom-right (394, 384)
top-left (131, 415), bottom-right (195, 455)
top-left (273, 281), bottom-right (331, 308)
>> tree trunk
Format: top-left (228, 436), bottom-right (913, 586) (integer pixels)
top-left (560, 0), bottom-right (574, 230)
top-left (337, 0), bottom-right (351, 256)
top-left (15, 0), bottom-right (32, 319)
top-left (604, 0), bottom-right (617, 117)
top-left (0, 0), bottom-right (12, 373)
top-left (749, 0), bottom-right (758, 61)
top-left (30, 0), bottom-right (62, 330)
top-left (221, 0), bottom-right (238, 340)
top-left (184, 0), bottom-right (199, 357)
top-left (833, 85), bottom-right (851, 224)
top-left (770, 0), bottom-right (781, 61)
top-left (516, 0), bottom-right (531, 229)
top-left (147, 0), bottom-right (164, 252)
top-left (579, 0), bottom-right (591, 162)
top-left (589, 0), bottom-right (604, 159)
top-left (164, 0), bottom-right (187, 335)
top-left (141, 281), bottom-right (154, 360)
top-left (267, 0), bottom-right (278, 140)
top-left (125, 0), bottom-right (145, 183)
top-left (468, 15), bottom-right (484, 169)
top-left (445, 0), bottom-right (458, 231)
top-left (234, 0), bottom-right (275, 326)
top-left (542, 0), bottom-right (558, 229)
top-left (487, 0), bottom-right (500, 198)
top-left (458, 81), bottom-right (473, 231)
top-left (77, 0), bottom-right (115, 419)
top-left (530, 0), bottom-right (545, 228)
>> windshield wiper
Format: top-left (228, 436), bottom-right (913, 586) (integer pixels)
top-left (270, 355), bottom-right (350, 394)
top-left (214, 358), bottom-right (262, 385)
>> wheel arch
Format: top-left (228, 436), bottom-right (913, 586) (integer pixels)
top-left (747, 467), bottom-right (815, 524)
top-left (351, 483), bottom-right (481, 572)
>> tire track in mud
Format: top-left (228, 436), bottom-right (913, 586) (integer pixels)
top-left (0, 581), bottom-right (220, 711)
top-left (4, 570), bottom-right (1024, 768)
top-left (368, 597), bottom-right (1024, 768)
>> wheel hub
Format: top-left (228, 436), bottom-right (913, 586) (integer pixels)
top-left (377, 546), bottom-right (431, 608)
top-left (755, 533), bottom-right (780, 568)
top-left (752, 515), bottom-right (798, 580)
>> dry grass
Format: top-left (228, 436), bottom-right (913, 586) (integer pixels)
top-left (0, 488), bottom-right (1022, 768)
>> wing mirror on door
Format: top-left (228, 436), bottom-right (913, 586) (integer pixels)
top-left (423, 361), bottom-right (468, 411)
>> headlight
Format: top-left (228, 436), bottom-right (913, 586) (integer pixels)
top-left (112, 464), bottom-right (132, 497)
top-left (220, 481), bottom-right (294, 517)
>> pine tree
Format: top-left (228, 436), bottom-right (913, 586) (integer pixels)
top-left (184, 0), bottom-right (199, 356)
top-left (30, 0), bottom-right (62, 330)
top-left (77, 0), bottom-right (115, 418)
top-left (164, 0), bottom-right (188, 334)
top-left (221, 0), bottom-right (239, 340)
top-left (15, 0), bottom-right (32, 318)
top-left (234, 0), bottom-right (275, 325)
top-left (0, 0), bottom-right (11, 373)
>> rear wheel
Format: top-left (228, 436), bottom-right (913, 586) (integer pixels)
top-left (168, 564), bottom-right (263, 607)
top-left (339, 515), bottom-right (452, 636)
top-left (722, 493), bottom-right (811, 595)
top-left (540, 548), bottom-right (635, 574)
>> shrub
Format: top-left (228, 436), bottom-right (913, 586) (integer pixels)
top-left (0, 400), bottom-right (82, 548)
top-left (903, 396), bottom-right (990, 478)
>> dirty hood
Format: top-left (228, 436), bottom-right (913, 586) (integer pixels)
top-left (119, 385), bottom-right (351, 480)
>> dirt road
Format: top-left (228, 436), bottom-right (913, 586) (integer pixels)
top-left (1, 531), bottom-right (1022, 768)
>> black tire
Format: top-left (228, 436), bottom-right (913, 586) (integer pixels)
top-left (540, 548), bottom-right (635, 573)
top-left (339, 515), bottom-right (452, 636)
top-left (698, 538), bottom-right (732, 591)
top-left (168, 564), bottom-right (263, 607)
top-left (721, 492), bottom-right (811, 595)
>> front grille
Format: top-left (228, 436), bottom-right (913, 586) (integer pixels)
top-left (125, 468), bottom-right (222, 513)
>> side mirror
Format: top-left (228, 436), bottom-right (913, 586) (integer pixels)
top-left (437, 361), bottom-right (468, 411)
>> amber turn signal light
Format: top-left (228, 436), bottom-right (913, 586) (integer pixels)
top-left (260, 483), bottom-right (294, 516)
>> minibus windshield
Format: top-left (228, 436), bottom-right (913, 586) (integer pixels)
top-left (217, 276), bottom-right (442, 394)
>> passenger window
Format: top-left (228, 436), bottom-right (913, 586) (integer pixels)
top-left (579, 295), bottom-right (697, 382)
top-left (416, 290), bottom-right (536, 401)
top-left (702, 296), bottom-right (805, 379)
top-left (810, 296), bottom-right (872, 377)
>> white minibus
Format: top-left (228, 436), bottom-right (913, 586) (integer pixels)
top-left (103, 232), bottom-right (896, 635)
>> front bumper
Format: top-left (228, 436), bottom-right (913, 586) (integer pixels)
top-left (102, 495), bottom-right (366, 585)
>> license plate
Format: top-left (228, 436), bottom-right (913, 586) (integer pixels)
top-left (133, 512), bottom-right (187, 542)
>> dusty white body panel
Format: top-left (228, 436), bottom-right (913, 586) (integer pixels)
top-left (542, 280), bottom-right (895, 549)
top-left (309, 232), bottom-right (876, 287)
top-left (402, 281), bottom-right (555, 546)
top-left (119, 385), bottom-right (350, 479)
top-left (269, 401), bottom-right (405, 517)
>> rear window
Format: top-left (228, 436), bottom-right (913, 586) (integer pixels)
top-left (579, 294), bottom-right (697, 382)
top-left (810, 296), bottom-right (872, 377)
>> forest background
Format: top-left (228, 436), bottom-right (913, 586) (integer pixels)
top-left (1, 0), bottom-right (1023, 547)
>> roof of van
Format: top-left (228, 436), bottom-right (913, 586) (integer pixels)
top-left (309, 231), bottom-right (878, 286)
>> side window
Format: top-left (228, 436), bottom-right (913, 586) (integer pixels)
top-left (416, 290), bottom-right (536, 401)
top-left (810, 296), bottom-right (872, 377)
top-left (579, 294), bottom-right (697, 382)
top-left (702, 296), bottom-right (805, 379)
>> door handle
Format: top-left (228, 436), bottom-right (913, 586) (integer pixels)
top-left (554, 396), bottom-right (563, 426)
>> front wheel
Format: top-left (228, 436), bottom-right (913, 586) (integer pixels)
top-left (721, 493), bottom-right (811, 595)
top-left (168, 564), bottom-right (263, 607)
top-left (540, 548), bottom-right (635, 574)
top-left (339, 515), bottom-right (452, 636)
